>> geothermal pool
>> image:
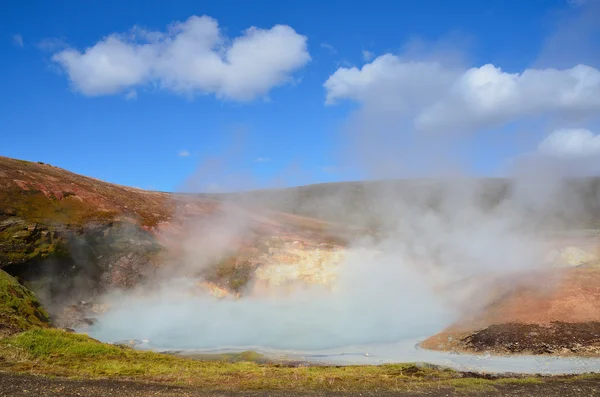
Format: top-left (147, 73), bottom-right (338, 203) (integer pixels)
top-left (81, 244), bottom-right (600, 375)
top-left (95, 338), bottom-right (600, 375)
top-left (85, 332), bottom-right (600, 375)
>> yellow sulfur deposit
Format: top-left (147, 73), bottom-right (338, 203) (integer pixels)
top-left (548, 246), bottom-right (597, 267)
top-left (254, 242), bottom-right (345, 288)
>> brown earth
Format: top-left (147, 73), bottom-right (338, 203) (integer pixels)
top-left (422, 267), bottom-right (600, 355)
top-left (0, 372), bottom-right (599, 397)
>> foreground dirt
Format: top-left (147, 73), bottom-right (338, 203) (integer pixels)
top-left (0, 372), bottom-right (598, 397)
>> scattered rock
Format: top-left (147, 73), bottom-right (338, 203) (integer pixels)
top-left (462, 322), bottom-right (600, 355)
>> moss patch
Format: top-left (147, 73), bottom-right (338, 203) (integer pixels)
top-left (0, 270), bottom-right (50, 337)
top-left (0, 219), bottom-right (69, 267)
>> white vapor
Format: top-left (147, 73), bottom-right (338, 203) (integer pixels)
top-left (82, 15), bottom-right (600, 356)
top-left (88, 248), bottom-right (453, 350)
top-left (51, 15), bottom-right (310, 101)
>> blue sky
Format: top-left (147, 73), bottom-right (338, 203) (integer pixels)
top-left (1, 0), bottom-right (599, 192)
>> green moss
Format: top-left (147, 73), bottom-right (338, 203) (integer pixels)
top-left (0, 220), bottom-right (70, 266)
top-left (203, 255), bottom-right (254, 293)
top-left (0, 269), bottom-right (50, 337)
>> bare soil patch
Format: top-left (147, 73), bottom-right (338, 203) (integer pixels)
top-left (423, 268), bottom-right (600, 356)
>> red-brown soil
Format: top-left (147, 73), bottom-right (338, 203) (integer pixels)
top-left (422, 267), bottom-right (600, 355)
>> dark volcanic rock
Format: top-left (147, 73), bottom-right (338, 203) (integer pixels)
top-left (462, 321), bottom-right (600, 355)
top-left (1, 219), bottom-right (163, 309)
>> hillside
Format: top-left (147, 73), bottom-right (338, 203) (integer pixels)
top-left (219, 177), bottom-right (600, 232)
top-left (3, 155), bottom-right (600, 357)
top-left (0, 156), bottom-right (349, 316)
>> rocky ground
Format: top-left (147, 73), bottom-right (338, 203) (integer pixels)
top-left (422, 267), bottom-right (600, 356)
top-left (462, 322), bottom-right (600, 355)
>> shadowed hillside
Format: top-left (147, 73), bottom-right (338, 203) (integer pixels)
top-left (214, 178), bottom-right (600, 232)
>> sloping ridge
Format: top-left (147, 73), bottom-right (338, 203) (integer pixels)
top-left (0, 156), bottom-right (348, 308)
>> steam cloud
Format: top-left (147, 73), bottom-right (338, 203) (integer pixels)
top-left (84, 5), bottom-right (600, 353)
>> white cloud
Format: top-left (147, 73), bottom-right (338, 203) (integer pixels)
top-left (324, 54), bottom-right (459, 111)
top-left (178, 150), bottom-right (191, 157)
top-left (320, 43), bottom-right (336, 54)
top-left (51, 16), bottom-right (310, 101)
top-left (255, 157), bottom-right (270, 162)
top-left (538, 128), bottom-right (600, 158)
top-left (12, 34), bottom-right (23, 47)
top-left (416, 64), bottom-right (600, 133)
top-left (362, 50), bottom-right (373, 61)
top-left (325, 55), bottom-right (600, 134)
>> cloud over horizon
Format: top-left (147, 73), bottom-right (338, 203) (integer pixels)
top-left (325, 55), bottom-right (600, 135)
top-left (538, 128), bottom-right (600, 159)
top-left (51, 15), bottom-right (311, 101)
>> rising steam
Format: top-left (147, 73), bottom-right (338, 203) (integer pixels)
top-left (83, 4), bottom-right (600, 352)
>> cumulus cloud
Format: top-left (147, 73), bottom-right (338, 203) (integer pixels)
top-left (325, 55), bottom-right (600, 134)
top-left (361, 50), bottom-right (374, 61)
top-left (538, 128), bottom-right (600, 158)
top-left (51, 16), bottom-right (310, 101)
top-left (178, 150), bottom-right (191, 157)
top-left (416, 64), bottom-right (600, 133)
top-left (12, 34), bottom-right (23, 47)
top-left (325, 55), bottom-right (459, 111)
